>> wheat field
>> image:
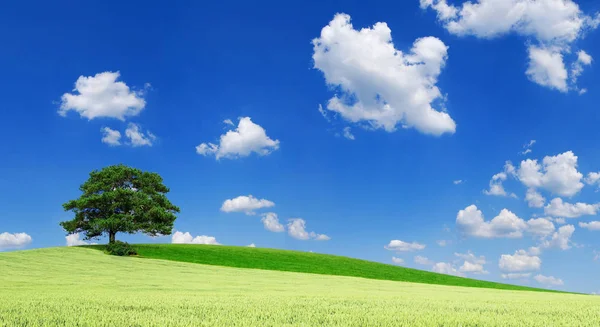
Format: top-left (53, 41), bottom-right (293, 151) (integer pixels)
top-left (1, 247), bottom-right (598, 326)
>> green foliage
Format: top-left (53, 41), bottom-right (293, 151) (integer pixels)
top-left (1, 247), bottom-right (599, 326)
top-left (105, 241), bottom-right (137, 256)
top-left (60, 164), bottom-right (180, 244)
top-left (128, 244), bottom-right (558, 293)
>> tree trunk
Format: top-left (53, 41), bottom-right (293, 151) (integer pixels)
top-left (109, 231), bottom-right (116, 244)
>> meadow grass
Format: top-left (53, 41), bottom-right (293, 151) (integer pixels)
top-left (117, 243), bottom-right (557, 293)
top-left (1, 247), bottom-right (599, 326)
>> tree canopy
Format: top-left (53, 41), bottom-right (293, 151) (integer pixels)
top-left (60, 164), bottom-right (180, 243)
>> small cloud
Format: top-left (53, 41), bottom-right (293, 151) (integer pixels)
top-left (171, 231), bottom-right (220, 245)
top-left (196, 117), bottom-right (279, 160)
top-left (453, 180), bottom-right (463, 185)
top-left (66, 233), bottom-right (97, 246)
top-left (247, 243), bottom-right (256, 248)
top-left (221, 195), bottom-right (275, 215)
top-left (342, 127), bottom-right (355, 140)
top-left (392, 257), bottom-right (404, 265)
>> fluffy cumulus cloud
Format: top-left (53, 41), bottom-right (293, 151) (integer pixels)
top-left (312, 13), bottom-right (456, 136)
top-left (585, 172), bottom-right (600, 188)
top-left (171, 231), bottom-right (220, 245)
top-left (65, 234), bottom-right (97, 246)
top-left (525, 188), bottom-right (546, 208)
top-left (196, 117), bottom-right (279, 160)
top-left (499, 249), bottom-right (542, 272)
top-left (101, 127), bottom-right (121, 146)
top-left (526, 46), bottom-right (569, 92)
top-left (220, 195), bottom-right (275, 215)
top-left (385, 240), bottom-right (426, 252)
top-left (455, 251), bottom-right (486, 265)
top-left (456, 205), bottom-right (527, 238)
top-left (421, 0), bottom-right (599, 92)
top-left (455, 251), bottom-right (488, 274)
top-left (534, 274), bottom-right (564, 286)
top-left (0, 232), bottom-right (32, 250)
top-left (432, 262), bottom-right (465, 277)
top-left (392, 257), bottom-right (405, 265)
top-left (125, 123), bottom-right (156, 147)
top-left (579, 221), bottom-right (600, 231)
top-left (517, 151), bottom-right (584, 197)
top-left (459, 261), bottom-right (489, 274)
top-left (287, 218), bottom-right (330, 241)
top-left (59, 71), bottom-right (147, 120)
top-left (541, 225), bottom-right (575, 250)
top-left (544, 198), bottom-right (598, 218)
top-left (260, 212), bottom-right (285, 233)
top-left (527, 218), bottom-right (556, 238)
top-left (484, 162), bottom-right (517, 197)
top-left (414, 255), bottom-right (434, 265)
top-left (247, 243), bottom-right (256, 248)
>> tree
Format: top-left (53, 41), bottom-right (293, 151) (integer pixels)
top-left (60, 164), bottom-right (180, 244)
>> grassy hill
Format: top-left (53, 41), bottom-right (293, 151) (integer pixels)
top-left (1, 247), bottom-right (598, 327)
top-left (88, 243), bottom-right (555, 293)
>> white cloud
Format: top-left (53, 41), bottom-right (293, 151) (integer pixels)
top-left (0, 232), bottom-right (32, 250)
top-left (342, 127), bottom-right (355, 140)
top-left (459, 261), bottom-right (489, 274)
top-left (171, 231), bottom-right (220, 245)
top-left (261, 212), bottom-right (285, 232)
top-left (421, 0), bottom-right (599, 91)
top-left (59, 71), bottom-right (147, 120)
top-left (223, 119), bottom-right (234, 126)
top-left (541, 225), bottom-right (575, 250)
top-left (125, 123), bottom-right (156, 147)
top-left (313, 233), bottom-right (331, 241)
top-left (579, 221), bottom-right (600, 231)
top-left (484, 162), bottom-right (517, 197)
top-left (432, 262), bottom-right (465, 277)
top-left (453, 180), bottom-right (463, 185)
top-left (585, 172), bottom-right (600, 188)
top-left (517, 151), bottom-right (584, 197)
top-left (436, 240), bottom-right (449, 246)
top-left (455, 251), bottom-right (488, 274)
top-left (455, 251), bottom-right (486, 265)
top-left (544, 198), bottom-right (598, 218)
top-left (526, 46), bottom-right (568, 92)
top-left (247, 243), bottom-right (256, 247)
top-left (521, 140), bottom-right (536, 155)
top-left (456, 205), bottom-right (527, 238)
top-left (528, 246), bottom-right (542, 256)
top-left (501, 273), bottom-right (532, 280)
top-left (318, 104), bottom-right (331, 122)
top-left (499, 250), bottom-right (542, 272)
top-left (287, 218), bottom-right (330, 241)
top-left (414, 255), bottom-right (434, 265)
top-left (65, 233), bottom-right (97, 246)
top-left (221, 195), bottom-right (275, 215)
top-left (527, 218), bottom-right (556, 238)
top-left (101, 127), bottom-right (121, 146)
top-left (571, 50), bottom-right (593, 84)
top-left (526, 188), bottom-right (546, 208)
top-left (312, 13), bottom-right (456, 136)
top-left (196, 117), bottom-right (279, 160)
top-left (385, 240), bottom-right (426, 252)
top-left (534, 274), bottom-right (564, 286)
top-left (392, 257), bottom-right (405, 265)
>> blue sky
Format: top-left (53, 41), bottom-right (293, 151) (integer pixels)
top-left (1, 0), bottom-right (600, 293)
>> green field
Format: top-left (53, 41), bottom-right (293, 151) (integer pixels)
top-left (1, 246), bottom-right (599, 326)
top-left (121, 244), bottom-right (556, 292)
